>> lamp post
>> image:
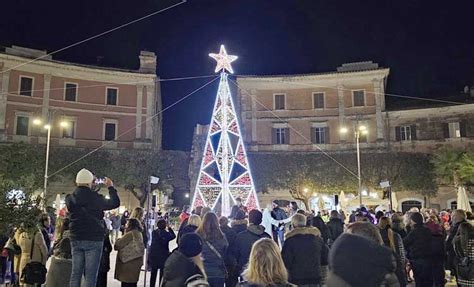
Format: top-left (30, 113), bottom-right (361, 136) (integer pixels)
top-left (33, 112), bottom-right (68, 209)
top-left (340, 124), bottom-right (368, 207)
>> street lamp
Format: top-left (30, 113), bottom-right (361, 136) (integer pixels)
top-left (33, 115), bottom-right (68, 209)
top-left (340, 124), bottom-right (368, 207)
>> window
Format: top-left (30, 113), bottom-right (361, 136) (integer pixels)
top-left (104, 122), bottom-right (117, 141)
top-left (65, 83), bottom-right (78, 102)
top-left (395, 125), bottom-right (417, 141)
top-left (16, 116), bottom-right (29, 136)
top-left (61, 121), bottom-right (75, 138)
top-left (313, 93), bottom-right (325, 109)
top-left (353, 90), bottom-right (365, 107)
top-left (448, 122), bottom-right (461, 138)
top-left (272, 128), bottom-right (289, 144)
top-left (274, 94), bottom-right (285, 110)
top-left (19, 77), bottom-right (33, 97)
top-left (106, 88), bottom-right (118, 105)
top-left (312, 127), bottom-right (329, 144)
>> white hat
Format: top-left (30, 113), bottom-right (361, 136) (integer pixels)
top-left (76, 168), bottom-right (94, 184)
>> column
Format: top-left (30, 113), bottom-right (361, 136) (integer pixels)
top-left (337, 84), bottom-right (346, 142)
top-left (135, 85), bottom-right (144, 139)
top-left (145, 84), bottom-right (154, 140)
top-left (42, 74), bottom-right (51, 119)
top-left (250, 89), bottom-right (257, 142)
top-left (154, 80), bottom-right (162, 150)
top-left (373, 78), bottom-right (384, 141)
top-left (0, 69), bottom-right (10, 133)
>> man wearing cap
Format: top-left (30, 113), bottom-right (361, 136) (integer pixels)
top-left (66, 168), bottom-right (120, 287)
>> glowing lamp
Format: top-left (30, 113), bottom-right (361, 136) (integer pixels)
top-left (33, 118), bottom-right (42, 125)
top-left (340, 127), bottom-right (348, 134)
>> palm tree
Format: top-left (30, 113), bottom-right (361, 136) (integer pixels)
top-left (432, 149), bottom-right (472, 187)
top-left (459, 152), bottom-right (474, 184)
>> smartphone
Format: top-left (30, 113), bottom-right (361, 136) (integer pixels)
top-left (95, 178), bottom-right (105, 185)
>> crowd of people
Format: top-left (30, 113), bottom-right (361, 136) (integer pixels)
top-left (1, 167), bottom-right (474, 287)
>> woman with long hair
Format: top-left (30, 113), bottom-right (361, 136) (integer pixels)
top-left (454, 222), bottom-right (474, 286)
top-left (114, 218), bottom-right (145, 287)
top-left (239, 238), bottom-right (294, 286)
top-left (130, 207), bottom-right (147, 246)
top-left (177, 214), bottom-right (201, 244)
top-left (378, 217), bottom-right (408, 286)
top-left (391, 213), bottom-right (407, 239)
top-left (45, 217), bottom-right (72, 287)
top-left (196, 212), bottom-right (228, 287)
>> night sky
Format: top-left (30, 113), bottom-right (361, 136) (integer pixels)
top-left (1, 0), bottom-right (473, 150)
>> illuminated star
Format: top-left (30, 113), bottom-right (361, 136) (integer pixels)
top-left (209, 45), bottom-right (238, 74)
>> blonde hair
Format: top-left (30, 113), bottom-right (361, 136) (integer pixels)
top-left (242, 238), bottom-right (288, 285)
top-left (291, 213), bottom-right (307, 228)
top-left (131, 207), bottom-right (144, 220)
top-left (346, 222), bottom-right (383, 245)
top-left (378, 217), bottom-right (396, 252)
top-left (188, 214), bottom-right (202, 227)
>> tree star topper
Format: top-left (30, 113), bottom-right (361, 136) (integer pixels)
top-left (209, 45), bottom-right (238, 74)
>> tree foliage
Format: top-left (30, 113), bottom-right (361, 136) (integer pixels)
top-left (249, 152), bottom-right (436, 200)
top-left (432, 149), bottom-right (474, 187)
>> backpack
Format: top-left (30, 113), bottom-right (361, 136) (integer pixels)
top-left (21, 233), bottom-right (47, 285)
top-left (184, 274), bottom-right (209, 287)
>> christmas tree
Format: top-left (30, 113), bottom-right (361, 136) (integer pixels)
top-left (191, 45), bottom-right (259, 216)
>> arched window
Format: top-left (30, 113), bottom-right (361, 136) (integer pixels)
top-left (448, 200), bottom-right (474, 211)
top-left (401, 200), bottom-right (423, 213)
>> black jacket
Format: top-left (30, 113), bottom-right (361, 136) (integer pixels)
top-left (66, 186), bottom-right (120, 241)
top-left (232, 224), bottom-right (270, 273)
top-left (281, 227), bottom-right (328, 285)
top-left (271, 207), bottom-right (288, 231)
top-left (312, 216), bottom-right (330, 244)
top-left (327, 218), bottom-right (344, 242)
top-left (98, 233), bottom-right (112, 273)
top-left (403, 225), bottom-right (432, 259)
top-left (149, 228), bottom-right (176, 269)
top-left (161, 250), bottom-right (203, 287)
top-left (177, 224), bottom-right (198, 245)
top-left (231, 219), bottom-right (248, 235)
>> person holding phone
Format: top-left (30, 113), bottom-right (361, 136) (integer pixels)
top-left (66, 169), bottom-right (120, 287)
top-left (149, 219), bottom-right (176, 287)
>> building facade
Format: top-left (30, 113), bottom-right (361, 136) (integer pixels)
top-left (0, 46), bottom-right (162, 149)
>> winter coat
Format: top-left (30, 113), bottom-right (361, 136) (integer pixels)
top-left (40, 226), bottom-right (51, 253)
top-left (161, 250), bottom-right (204, 287)
top-left (231, 219), bottom-right (248, 234)
top-left (179, 212), bottom-right (189, 223)
top-left (392, 223), bottom-right (407, 239)
top-left (13, 229), bottom-right (48, 280)
top-left (262, 208), bottom-right (289, 237)
top-left (98, 234), bottom-right (112, 273)
top-left (110, 215), bottom-right (121, 230)
top-left (271, 207), bottom-right (288, 231)
top-left (326, 218), bottom-right (344, 242)
top-left (403, 224), bottom-right (432, 260)
top-left (454, 236), bottom-right (474, 286)
top-left (200, 235), bottom-right (228, 278)
top-left (66, 186), bottom-right (120, 242)
top-left (177, 224), bottom-right (198, 245)
top-left (220, 224), bottom-right (237, 268)
top-left (232, 224), bottom-right (271, 273)
top-left (149, 228), bottom-right (176, 269)
top-left (45, 230), bottom-right (72, 287)
top-left (379, 228), bottom-right (407, 286)
top-left (281, 227), bottom-right (328, 285)
top-left (312, 216), bottom-right (330, 245)
top-left (114, 230), bottom-right (144, 283)
top-left (426, 222), bottom-right (446, 260)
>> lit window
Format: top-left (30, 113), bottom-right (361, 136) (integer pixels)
top-left (61, 121), bottom-right (76, 138)
top-left (312, 127), bottom-right (327, 144)
top-left (400, 126), bottom-right (411, 141)
top-left (273, 128), bottom-right (288, 144)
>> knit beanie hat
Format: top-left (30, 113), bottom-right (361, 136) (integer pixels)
top-left (76, 168), bottom-right (94, 184)
top-left (329, 233), bottom-right (395, 287)
top-left (179, 233), bottom-right (203, 258)
top-left (410, 212), bottom-right (424, 226)
top-left (249, 209), bottom-right (263, 225)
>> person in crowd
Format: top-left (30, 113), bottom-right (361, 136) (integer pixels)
top-left (425, 215), bottom-right (446, 286)
top-left (38, 213), bottom-right (52, 255)
top-left (14, 222), bottom-right (48, 286)
top-left (375, 211), bottom-right (385, 224)
top-left (120, 210), bottom-right (129, 235)
top-left (46, 217), bottom-right (72, 287)
top-left (231, 209), bottom-right (248, 234)
top-left (447, 209), bottom-right (467, 277)
top-left (130, 207), bottom-right (148, 247)
top-left (201, 207), bottom-right (212, 218)
top-left (326, 232), bottom-right (399, 287)
top-left (161, 233), bottom-right (207, 287)
top-left (281, 213), bottom-right (328, 286)
top-left (196, 212), bottom-right (228, 287)
top-left (96, 231), bottom-right (112, 287)
top-left (104, 213), bottom-right (113, 237)
top-left (360, 207), bottom-right (375, 223)
top-left (114, 218), bottom-right (144, 287)
top-left (177, 214), bottom-right (201, 244)
top-left (271, 201), bottom-right (288, 246)
top-left (230, 197), bottom-right (247, 220)
top-left (66, 169), bottom-right (120, 287)
top-left (219, 216), bottom-right (237, 287)
top-left (403, 212), bottom-right (433, 286)
top-left (179, 205), bottom-right (190, 223)
top-left (454, 222), bottom-right (474, 286)
top-left (338, 209), bottom-right (347, 223)
top-left (149, 219), bottom-right (176, 287)
top-left (378, 217), bottom-right (408, 286)
top-left (110, 212), bottom-right (121, 245)
top-left (238, 238), bottom-right (294, 287)
top-left (312, 215), bottom-right (330, 245)
top-left (262, 204), bottom-right (290, 238)
top-left (327, 210), bottom-right (344, 244)
top-left (232, 209), bottom-right (271, 281)
top-left (349, 209), bottom-right (358, 223)
top-left (391, 213), bottom-right (407, 238)
top-left (288, 202), bottom-right (298, 217)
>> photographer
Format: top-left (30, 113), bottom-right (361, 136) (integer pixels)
top-left (66, 168), bottom-right (120, 287)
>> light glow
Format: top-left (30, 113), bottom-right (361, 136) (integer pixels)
top-left (209, 45), bottom-right (238, 74)
top-left (44, 124), bottom-right (51, 130)
top-left (33, 118), bottom-right (42, 125)
top-left (60, 121), bottom-right (69, 128)
top-left (361, 129), bottom-right (368, 135)
top-left (340, 127), bottom-right (348, 134)
top-left (358, 125), bottom-right (367, 131)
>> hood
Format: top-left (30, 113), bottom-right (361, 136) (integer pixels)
top-left (231, 219), bottom-right (248, 227)
top-left (247, 224), bottom-right (266, 236)
top-left (286, 226), bottom-right (321, 240)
